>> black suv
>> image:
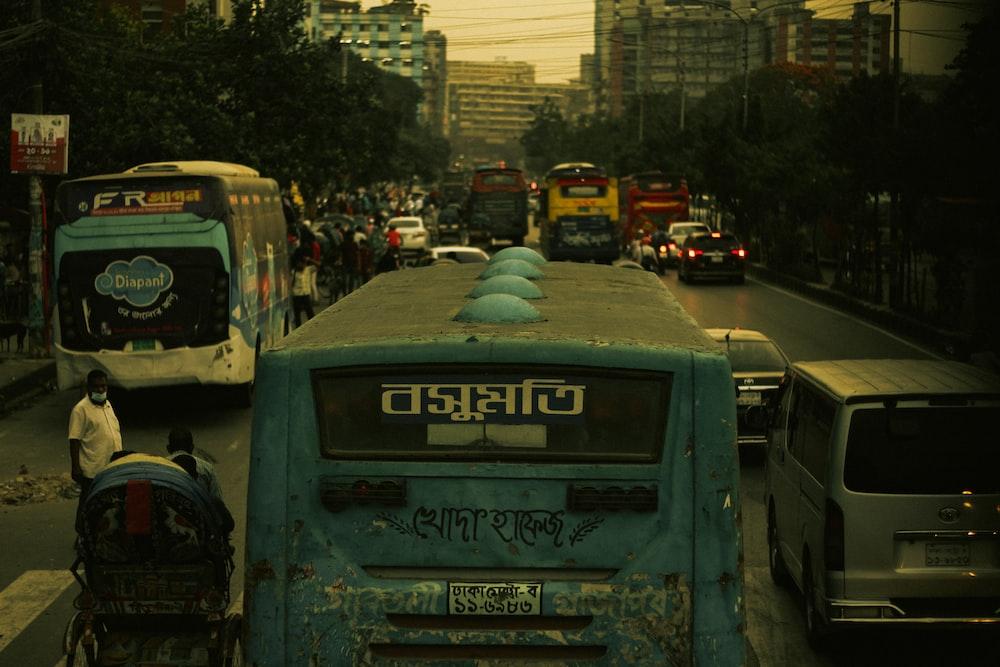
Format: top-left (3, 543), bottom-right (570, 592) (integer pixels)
top-left (678, 231), bottom-right (747, 284)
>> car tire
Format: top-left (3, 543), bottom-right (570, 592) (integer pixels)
top-left (767, 505), bottom-right (790, 587)
top-left (678, 265), bottom-right (686, 282)
top-left (802, 556), bottom-right (832, 649)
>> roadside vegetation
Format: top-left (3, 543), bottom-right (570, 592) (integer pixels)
top-left (522, 9), bottom-right (996, 345)
top-left (0, 0), bottom-right (451, 215)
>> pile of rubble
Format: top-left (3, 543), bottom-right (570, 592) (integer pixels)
top-left (0, 466), bottom-right (79, 506)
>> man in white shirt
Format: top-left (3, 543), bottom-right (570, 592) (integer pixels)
top-left (68, 370), bottom-right (123, 502)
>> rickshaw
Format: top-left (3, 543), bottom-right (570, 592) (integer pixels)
top-left (64, 454), bottom-right (241, 667)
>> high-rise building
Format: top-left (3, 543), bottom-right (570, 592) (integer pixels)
top-left (797, 2), bottom-right (890, 77)
top-left (448, 60), bottom-right (536, 85)
top-left (447, 58), bottom-right (591, 152)
top-left (595, 1), bottom-right (889, 116)
top-left (305, 0), bottom-right (425, 88)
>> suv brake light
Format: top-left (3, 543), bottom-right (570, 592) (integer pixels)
top-left (731, 248), bottom-right (747, 258)
top-left (687, 249), bottom-right (703, 258)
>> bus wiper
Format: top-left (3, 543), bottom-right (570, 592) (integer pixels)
top-left (724, 329), bottom-right (732, 351)
top-left (471, 436), bottom-right (503, 449)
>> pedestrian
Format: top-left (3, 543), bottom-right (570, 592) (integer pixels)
top-left (166, 427), bottom-right (223, 502)
top-left (291, 254), bottom-right (315, 327)
top-left (69, 370), bottom-right (122, 504)
top-left (341, 222), bottom-right (359, 292)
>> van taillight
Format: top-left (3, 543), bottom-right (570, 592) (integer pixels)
top-left (824, 499), bottom-right (845, 571)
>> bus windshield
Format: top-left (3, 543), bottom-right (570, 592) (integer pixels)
top-left (314, 366), bottom-right (670, 462)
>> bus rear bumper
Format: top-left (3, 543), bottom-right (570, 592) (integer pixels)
top-left (54, 334), bottom-right (254, 391)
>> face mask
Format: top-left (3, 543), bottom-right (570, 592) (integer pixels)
top-left (90, 391), bottom-right (107, 404)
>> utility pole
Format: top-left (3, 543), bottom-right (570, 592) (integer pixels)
top-left (27, 0), bottom-right (46, 356)
top-left (888, 0), bottom-right (901, 306)
top-left (741, 20), bottom-right (750, 132)
top-left (679, 57), bottom-right (686, 132)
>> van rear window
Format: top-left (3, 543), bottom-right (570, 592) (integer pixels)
top-left (843, 406), bottom-right (1000, 494)
top-left (313, 366), bottom-right (670, 462)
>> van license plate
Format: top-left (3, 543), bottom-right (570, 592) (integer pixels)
top-left (926, 542), bottom-right (969, 566)
top-left (736, 392), bottom-right (761, 406)
top-left (448, 582), bottom-right (542, 615)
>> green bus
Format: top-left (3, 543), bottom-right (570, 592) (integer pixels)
top-left (52, 161), bottom-right (290, 401)
top-left (245, 251), bottom-right (745, 664)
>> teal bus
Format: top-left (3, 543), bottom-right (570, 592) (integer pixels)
top-left (245, 253), bottom-right (745, 664)
top-left (52, 161), bottom-right (290, 400)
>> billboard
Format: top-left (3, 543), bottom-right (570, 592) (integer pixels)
top-left (10, 113), bottom-right (69, 174)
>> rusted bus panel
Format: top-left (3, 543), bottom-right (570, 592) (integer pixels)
top-left (691, 351), bottom-right (746, 664)
top-left (245, 263), bottom-right (746, 664)
top-left (245, 350), bottom-right (292, 666)
top-left (285, 575), bottom-right (693, 665)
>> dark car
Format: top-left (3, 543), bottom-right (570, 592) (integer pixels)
top-left (436, 204), bottom-right (466, 244)
top-left (705, 328), bottom-right (790, 446)
top-left (678, 231), bottom-right (747, 283)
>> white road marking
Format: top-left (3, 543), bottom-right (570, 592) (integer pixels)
top-left (227, 439), bottom-right (240, 452)
top-left (747, 276), bottom-right (944, 360)
top-left (0, 569), bottom-right (75, 653)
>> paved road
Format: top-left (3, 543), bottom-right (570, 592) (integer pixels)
top-left (1, 254), bottom-right (997, 665)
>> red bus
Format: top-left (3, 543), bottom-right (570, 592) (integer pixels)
top-left (619, 171), bottom-right (689, 248)
top-left (467, 166), bottom-right (529, 245)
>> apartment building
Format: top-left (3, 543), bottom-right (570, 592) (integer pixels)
top-left (594, 1), bottom-right (890, 116)
top-left (447, 59), bottom-right (591, 147)
top-left (305, 0), bottom-right (425, 88)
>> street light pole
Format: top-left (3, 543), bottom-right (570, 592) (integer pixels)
top-left (697, 0), bottom-right (760, 132)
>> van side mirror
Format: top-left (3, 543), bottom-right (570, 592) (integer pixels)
top-left (745, 405), bottom-right (769, 430)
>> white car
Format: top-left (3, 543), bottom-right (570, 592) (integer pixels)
top-left (388, 216), bottom-right (432, 254)
top-left (418, 246), bottom-right (491, 266)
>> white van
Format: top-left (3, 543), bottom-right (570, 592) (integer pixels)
top-left (760, 359), bottom-right (1000, 645)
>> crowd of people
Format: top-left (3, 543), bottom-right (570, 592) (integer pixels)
top-left (284, 186), bottom-right (445, 329)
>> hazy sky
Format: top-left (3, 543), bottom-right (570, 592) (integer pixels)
top-left (361, 0), bottom-right (986, 83)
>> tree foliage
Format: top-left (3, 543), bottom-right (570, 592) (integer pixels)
top-left (0, 0), bottom-right (448, 210)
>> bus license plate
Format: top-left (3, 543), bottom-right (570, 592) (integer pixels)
top-left (736, 392), bottom-right (761, 406)
top-left (926, 542), bottom-right (969, 566)
top-left (132, 340), bottom-right (156, 351)
top-left (448, 582), bottom-right (542, 615)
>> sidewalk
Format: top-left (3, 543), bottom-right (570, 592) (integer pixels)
top-left (0, 354), bottom-right (57, 415)
top-left (747, 261), bottom-right (975, 361)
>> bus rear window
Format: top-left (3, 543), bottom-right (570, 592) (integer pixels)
top-left (313, 366), bottom-right (670, 462)
top-left (843, 406), bottom-right (1000, 494)
top-left (479, 174), bottom-right (519, 186)
top-left (561, 185), bottom-right (607, 198)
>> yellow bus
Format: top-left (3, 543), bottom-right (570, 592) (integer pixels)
top-left (538, 162), bottom-right (619, 263)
